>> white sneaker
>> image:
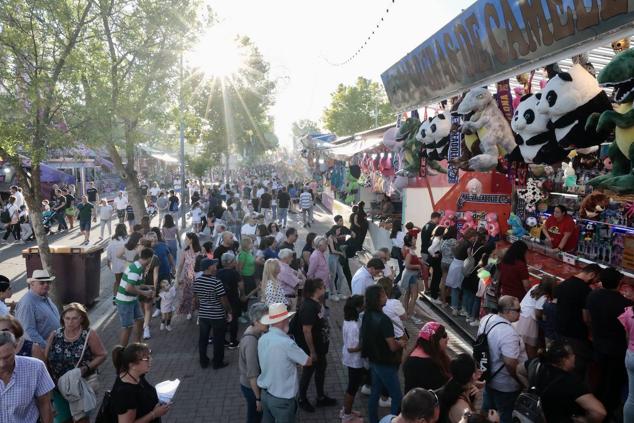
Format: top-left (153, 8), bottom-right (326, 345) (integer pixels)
top-left (379, 397), bottom-right (392, 408)
top-left (451, 308), bottom-right (459, 316)
top-left (331, 294), bottom-right (339, 302)
top-left (166, 325), bottom-right (172, 331)
top-left (459, 310), bottom-right (469, 317)
top-left (470, 319), bottom-right (480, 327)
top-left (186, 313), bottom-right (192, 320)
top-left (411, 316), bottom-right (423, 325)
top-left (152, 309), bottom-right (161, 318)
top-left (466, 317), bottom-right (473, 323)
top-left (360, 385), bottom-right (371, 396)
top-left (143, 326), bottom-right (151, 340)
top-left (160, 323), bottom-right (165, 331)
top-left (339, 294), bottom-right (349, 300)
top-left (431, 298), bottom-right (442, 305)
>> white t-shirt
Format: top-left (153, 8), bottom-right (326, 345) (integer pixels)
top-left (519, 285), bottom-right (547, 320)
top-left (391, 231), bottom-right (405, 249)
top-left (342, 320), bottom-right (365, 369)
top-left (191, 207), bottom-right (202, 223)
top-left (383, 299), bottom-right (406, 338)
top-left (149, 187), bottom-right (160, 197)
top-left (256, 188), bottom-right (265, 199)
top-left (241, 223), bottom-right (257, 237)
top-left (477, 314), bottom-right (527, 392)
top-left (351, 267), bottom-right (375, 296)
top-left (13, 191), bottom-right (24, 209)
top-left (0, 301), bottom-right (9, 317)
top-left (113, 196), bottom-right (127, 210)
top-left (99, 204), bottom-right (113, 220)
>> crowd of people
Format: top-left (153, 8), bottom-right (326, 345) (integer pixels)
top-left (1, 171), bottom-right (633, 423)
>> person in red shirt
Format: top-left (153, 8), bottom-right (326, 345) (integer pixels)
top-left (405, 221), bottom-right (421, 241)
top-left (542, 205), bottom-right (578, 253)
top-left (498, 240), bottom-right (531, 300)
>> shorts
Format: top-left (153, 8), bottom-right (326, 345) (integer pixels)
top-left (80, 219), bottom-right (91, 232)
top-left (116, 301), bottom-right (143, 328)
top-left (346, 367), bottom-right (368, 396)
top-left (117, 209), bottom-right (126, 219)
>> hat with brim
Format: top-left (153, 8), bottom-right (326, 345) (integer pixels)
top-left (260, 302), bottom-right (295, 325)
top-left (29, 269), bottom-right (55, 282)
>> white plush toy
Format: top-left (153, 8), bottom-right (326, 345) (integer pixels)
top-left (536, 64), bottom-right (612, 150)
top-left (562, 161), bottom-right (577, 187)
top-left (466, 178), bottom-right (483, 195)
top-left (429, 113), bottom-right (451, 160)
top-left (508, 93), bottom-right (567, 164)
top-left (415, 117), bottom-right (434, 158)
top-left (457, 87), bottom-right (517, 171)
top-left (517, 178), bottom-right (543, 212)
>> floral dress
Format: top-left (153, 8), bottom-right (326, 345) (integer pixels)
top-left (48, 328), bottom-right (93, 383)
top-left (264, 279), bottom-right (288, 306)
top-left (177, 248), bottom-right (199, 315)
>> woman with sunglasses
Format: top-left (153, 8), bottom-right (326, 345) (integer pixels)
top-left (0, 314), bottom-right (46, 361)
top-left (110, 343), bottom-right (170, 422)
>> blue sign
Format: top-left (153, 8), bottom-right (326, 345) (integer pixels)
top-left (448, 113), bottom-right (462, 184)
top-left (381, 0), bottom-right (634, 112)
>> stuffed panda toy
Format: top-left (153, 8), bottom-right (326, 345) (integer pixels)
top-left (508, 93), bottom-right (567, 164)
top-left (429, 113), bottom-right (451, 160)
top-left (415, 117), bottom-right (433, 159)
top-left (536, 64), bottom-right (612, 150)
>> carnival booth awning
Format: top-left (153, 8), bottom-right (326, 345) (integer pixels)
top-left (318, 124), bottom-right (395, 160)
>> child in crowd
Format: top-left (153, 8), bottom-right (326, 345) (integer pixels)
top-left (341, 295), bottom-right (366, 422)
top-left (377, 278), bottom-right (408, 341)
top-left (191, 201), bottom-right (202, 233)
top-left (158, 279), bottom-right (176, 331)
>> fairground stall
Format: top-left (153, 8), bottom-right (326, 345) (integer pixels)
top-left (378, 0), bottom-right (634, 336)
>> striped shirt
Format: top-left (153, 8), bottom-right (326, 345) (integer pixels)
top-left (299, 192), bottom-right (313, 209)
top-left (116, 261), bottom-right (143, 304)
top-left (193, 274), bottom-right (226, 320)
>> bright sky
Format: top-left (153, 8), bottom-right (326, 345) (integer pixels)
top-left (205, 0), bottom-right (473, 148)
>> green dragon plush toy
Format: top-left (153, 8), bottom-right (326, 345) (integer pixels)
top-left (344, 168), bottom-right (360, 205)
top-left (396, 117), bottom-right (447, 176)
top-left (587, 48), bottom-right (634, 193)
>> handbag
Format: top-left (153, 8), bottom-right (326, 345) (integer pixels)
top-left (390, 245), bottom-right (403, 260)
top-left (95, 390), bottom-right (114, 423)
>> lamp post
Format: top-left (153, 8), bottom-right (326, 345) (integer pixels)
top-left (179, 51), bottom-right (187, 229)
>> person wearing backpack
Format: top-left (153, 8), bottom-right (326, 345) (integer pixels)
top-left (445, 229), bottom-right (477, 316)
top-left (516, 341), bottom-right (606, 423)
top-left (1, 196), bottom-right (21, 244)
top-left (476, 296), bottom-right (527, 423)
top-left (439, 226), bottom-right (458, 307)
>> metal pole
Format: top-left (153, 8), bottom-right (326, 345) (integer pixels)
top-left (179, 52), bottom-right (186, 229)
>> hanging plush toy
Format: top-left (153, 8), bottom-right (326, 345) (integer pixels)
top-left (416, 116), bottom-right (448, 174)
top-left (429, 113), bottom-right (451, 160)
top-left (457, 87), bottom-right (517, 171)
top-left (440, 210), bottom-right (457, 227)
top-left (536, 64), bottom-right (612, 151)
top-left (461, 211), bottom-right (477, 233)
top-left (517, 178), bottom-right (543, 212)
top-left (507, 213), bottom-right (527, 237)
top-left (562, 162), bottom-right (577, 188)
top-left (586, 48), bottom-right (634, 193)
top-left (395, 117), bottom-right (422, 176)
top-left (485, 212), bottom-right (500, 238)
top-left (508, 93), bottom-right (567, 164)
top-left (579, 192), bottom-right (610, 219)
top-left (344, 166), bottom-right (360, 205)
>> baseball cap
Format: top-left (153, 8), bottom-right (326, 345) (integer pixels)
top-left (200, 258), bottom-right (219, 270)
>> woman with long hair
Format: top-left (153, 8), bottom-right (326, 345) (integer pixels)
top-left (109, 343), bottom-right (170, 422)
top-left (0, 314), bottom-right (45, 361)
top-left (302, 232), bottom-right (317, 274)
top-left (261, 258), bottom-right (286, 306)
top-left (437, 354), bottom-right (485, 423)
top-left (107, 223), bottom-right (129, 300)
top-left (176, 232), bottom-right (203, 320)
top-left (439, 226), bottom-right (458, 306)
top-left (427, 225), bottom-right (446, 303)
top-left (390, 221), bottom-right (406, 283)
top-left (515, 276), bottom-right (556, 358)
top-left (161, 214), bottom-right (180, 265)
top-left (403, 322), bottom-right (450, 393)
top-left (498, 240), bottom-right (530, 300)
top-left (400, 234), bottom-right (424, 325)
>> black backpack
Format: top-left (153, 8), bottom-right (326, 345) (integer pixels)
top-left (95, 391), bottom-right (115, 423)
top-left (512, 361), bottom-right (563, 423)
top-left (472, 315), bottom-right (509, 381)
top-left (0, 208), bottom-right (11, 223)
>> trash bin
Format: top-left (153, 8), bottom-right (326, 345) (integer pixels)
top-left (22, 245), bottom-right (104, 307)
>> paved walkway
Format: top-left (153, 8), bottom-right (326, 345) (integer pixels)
top-left (87, 207), bottom-right (471, 422)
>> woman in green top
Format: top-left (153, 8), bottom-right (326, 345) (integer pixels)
top-left (237, 237), bottom-right (258, 322)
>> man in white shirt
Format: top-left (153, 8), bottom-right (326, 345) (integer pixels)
top-left (477, 295), bottom-right (527, 423)
top-left (10, 186), bottom-right (24, 209)
top-left (113, 191), bottom-right (128, 224)
top-left (351, 258), bottom-right (385, 296)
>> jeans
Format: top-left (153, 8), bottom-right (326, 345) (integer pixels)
top-left (278, 208), bottom-right (288, 227)
top-left (625, 349), bottom-right (634, 423)
top-left (56, 211), bottom-right (68, 230)
top-left (166, 240), bottom-right (178, 271)
top-left (328, 254), bottom-right (347, 296)
top-left (368, 362), bottom-right (401, 423)
top-left (100, 219), bottom-right (112, 238)
top-left (261, 208), bottom-right (272, 223)
top-left (451, 287), bottom-right (461, 310)
top-left (301, 208), bottom-right (311, 225)
top-left (299, 354), bottom-right (327, 400)
top-left (471, 297), bottom-right (481, 321)
top-left (261, 389), bottom-right (297, 423)
top-left (482, 386), bottom-right (519, 423)
top-left (240, 384), bottom-right (262, 423)
top-left (3, 223), bottom-right (20, 241)
top-left (462, 288), bottom-right (476, 315)
top-left (271, 205), bottom-right (277, 222)
top-left (198, 318), bottom-right (226, 366)
top-left (595, 350), bottom-right (627, 420)
top-left (428, 256), bottom-right (441, 299)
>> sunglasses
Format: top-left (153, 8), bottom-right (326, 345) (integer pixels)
top-left (37, 280), bottom-right (53, 285)
top-left (505, 308), bottom-right (521, 313)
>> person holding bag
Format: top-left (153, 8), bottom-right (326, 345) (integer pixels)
top-left (45, 303), bottom-right (107, 423)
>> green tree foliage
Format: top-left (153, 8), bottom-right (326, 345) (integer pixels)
top-left (291, 119), bottom-right (322, 138)
top-left (0, 0), bottom-right (96, 272)
top-left (322, 77), bottom-right (394, 136)
top-left (180, 35), bottom-right (277, 162)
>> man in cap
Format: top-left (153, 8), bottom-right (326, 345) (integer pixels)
top-left (257, 302), bottom-right (312, 422)
top-left (193, 258), bottom-right (232, 369)
top-left (15, 270), bottom-right (60, 348)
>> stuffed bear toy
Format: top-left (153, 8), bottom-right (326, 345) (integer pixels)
top-left (536, 63), bottom-right (612, 151)
top-left (440, 210), bottom-right (457, 227)
top-left (508, 93), bottom-right (567, 164)
top-left (586, 48), bottom-right (634, 193)
top-left (457, 87), bottom-right (517, 171)
top-left (485, 212), bottom-right (500, 238)
top-left (579, 192), bottom-right (610, 219)
top-left (415, 116), bottom-right (447, 174)
top-left (429, 113), bottom-right (451, 160)
top-left (461, 211), bottom-right (477, 233)
top-left (562, 162), bottom-right (577, 188)
top-left (526, 216), bottom-right (541, 241)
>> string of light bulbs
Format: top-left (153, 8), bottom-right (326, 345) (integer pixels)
top-left (324, 0), bottom-right (397, 67)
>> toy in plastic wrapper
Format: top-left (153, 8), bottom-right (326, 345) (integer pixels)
top-left (461, 211), bottom-right (477, 233)
top-left (485, 213), bottom-right (500, 238)
top-left (440, 210), bottom-right (457, 227)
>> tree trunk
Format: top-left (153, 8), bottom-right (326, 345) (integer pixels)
top-left (104, 143), bottom-right (146, 222)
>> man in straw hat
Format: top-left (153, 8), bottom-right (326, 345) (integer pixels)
top-left (15, 270), bottom-right (60, 348)
top-left (257, 302), bottom-right (312, 423)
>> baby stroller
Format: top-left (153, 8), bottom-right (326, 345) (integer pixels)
top-left (146, 203), bottom-right (158, 219)
top-left (42, 210), bottom-right (56, 234)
